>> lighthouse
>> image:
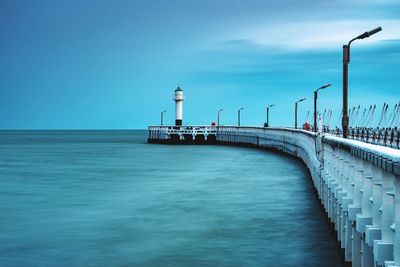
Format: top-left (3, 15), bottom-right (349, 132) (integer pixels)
top-left (174, 86), bottom-right (184, 126)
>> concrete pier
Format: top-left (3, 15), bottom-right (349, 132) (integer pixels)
top-left (148, 126), bottom-right (217, 144)
top-left (148, 125), bottom-right (400, 267)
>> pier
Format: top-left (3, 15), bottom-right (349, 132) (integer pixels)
top-left (148, 126), bottom-right (217, 144)
top-left (148, 125), bottom-right (400, 267)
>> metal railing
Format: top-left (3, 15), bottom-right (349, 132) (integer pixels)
top-left (295, 122), bottom-right (400, 149)
top-left (148, 125), bottom-right (217, 135)
top-left (321, 127), bottom-right (400, 149)
top-left (148, 126), bottom-right (217, 141)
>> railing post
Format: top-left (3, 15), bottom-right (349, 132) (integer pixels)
top-left (394, 175), bottom-right (400, 265)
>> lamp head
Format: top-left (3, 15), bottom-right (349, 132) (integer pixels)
top-left (320, 83), bottom-right (332, 89)
top-left (316, 83), bottom-right (332, 92)
top-left (357, 26), bottom-right (382, 39)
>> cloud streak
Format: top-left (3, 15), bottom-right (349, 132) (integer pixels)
top-left (229, 19), bottom-right (400, 50)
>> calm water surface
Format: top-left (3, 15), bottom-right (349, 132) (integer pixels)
top-left (0, 130), bottom-right (342, 266)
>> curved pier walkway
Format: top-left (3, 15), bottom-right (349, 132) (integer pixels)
top-left (148, 125), bottom-right (400, 267)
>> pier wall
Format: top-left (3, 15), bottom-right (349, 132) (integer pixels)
top-left (148, 126), bottom-right (400, 267)
top-left (148, 126), bottom-right (217, 144)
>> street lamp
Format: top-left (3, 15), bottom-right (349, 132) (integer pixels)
top-left (314, 84), bottom-right (331, 132)
top-left (160, 110), bottom-right (167, 126)
top-left (238, 107), bottom-right (244, 127)
top-left (217, 109), bottom-right (223, 126)
top-left (342, 26), bottom-right (382, 138)
top-left (266, 104), bottom-right (275, 127)
top-left (295, 98), bottom-right (306, 129)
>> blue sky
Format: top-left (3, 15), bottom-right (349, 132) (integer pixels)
top-left (0, 0), bottom-right (399, 129)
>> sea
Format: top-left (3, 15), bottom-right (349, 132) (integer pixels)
top-left (0, 130), bottom-right (342, 267)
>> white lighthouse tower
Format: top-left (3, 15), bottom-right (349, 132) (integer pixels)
top-left (174, 86), bottom-right (184, 126)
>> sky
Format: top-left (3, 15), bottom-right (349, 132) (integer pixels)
top-left (0, 0), bottom-right (399, 129)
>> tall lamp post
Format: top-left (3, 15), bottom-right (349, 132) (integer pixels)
top-left (217, 109), bottom-right (223, 126)
top-left (238, 107), bottom-right (244, 127)
top-left (160, 110), bottom-right (167, 126)
top-left (266, 104), bottom-right (275, 127)
top-left (295, 98), bottom-right (306, 129)
top-left (342, 26), bottom-right (382, 138)
top-left (314, 84), bottom-right (331, 132)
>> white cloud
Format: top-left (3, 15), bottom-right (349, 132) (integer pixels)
top-left (231, 19), bottom-right (400, 50)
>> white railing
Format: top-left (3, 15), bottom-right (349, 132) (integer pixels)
top-left (215, 126), bottom-right (400, 267)
top-left (148, 125), bottom-right (217, 141)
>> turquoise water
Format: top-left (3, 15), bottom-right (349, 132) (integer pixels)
top-left (0, 130), bottom-right (342, 266)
